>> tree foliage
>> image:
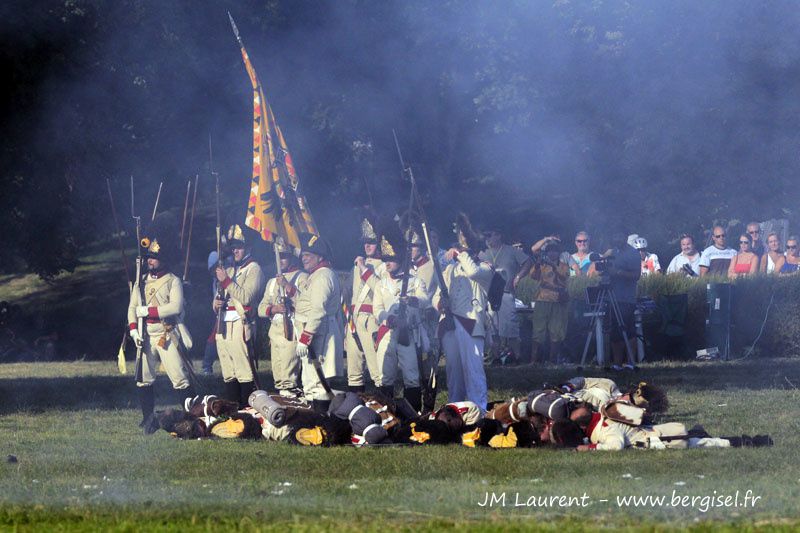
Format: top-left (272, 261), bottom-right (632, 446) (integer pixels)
top-left (2, 0), bottom-right (799, 276)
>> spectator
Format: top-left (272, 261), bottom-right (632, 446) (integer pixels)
top-left (630, 235), bottom-right (661, 276)
top-left (568, 231), bottom-right (597, 277)
top-left (746, 222), bottom-right (765, 262)
top-left (606, 232), bottom-right (641, 370)
top-left (479, 228), bottom-right (530, 361)
top-left (760, 232), bottom-right (785, 274)
top-left (728, 233), bottom-right (759, 279)
top-left (781, 236), bottom-right (799, 275)
top-left (666, 234), bottom-right (701, 276)
top-left (528, 236), bottom-right (570, 364)
top-left (699, 226), bottom-right (736, 277)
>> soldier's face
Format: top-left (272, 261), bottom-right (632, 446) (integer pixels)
top-left (232, 247), bottom-right (246, 262)
top-left (569, 405), bottom-right (593, 426)
top-left (364, 242), bottom-right (378, 257)
top-left (147, 258), bottom-right (162, 272)
top-left (301, 251), bottom-right (322, 271)
top-left (279, 256), bottom-right (292, 270)
top-left (386, 260), bottom-right (400, 274)
top-left (411, 245), bottom-right (422, 261)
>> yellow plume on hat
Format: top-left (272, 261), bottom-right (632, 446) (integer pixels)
top-left (361, 218), bottom-right (378, 242)
top-left (380, 235), bottom-right (396, 258)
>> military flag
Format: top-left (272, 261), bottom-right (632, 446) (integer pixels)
top-left (229, 13), bottom-right (318, 248)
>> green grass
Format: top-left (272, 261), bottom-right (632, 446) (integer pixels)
top-left (2, 360), bottom-right (800, 531)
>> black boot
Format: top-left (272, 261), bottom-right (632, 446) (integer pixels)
top-left (379, 385), bottom-right (395, 400)
top-left (138, 386), bottom-right (155, 427)
top-left (753, 435), bottom-right (774, 447)
top-left (348, 384), bottom-right (366, 393)
top-left (722, 435), bottom-right (754, 447)
top-left (224, 380), bottom-right (241, 405)
top-left (404, 387), bottom-right (422, 413)
top-left (723, 436), bottom-right (743, 447)
top-left (239, 381), bottom-right (257, 408)
top-left (311, 399), bottom-right (331, 414)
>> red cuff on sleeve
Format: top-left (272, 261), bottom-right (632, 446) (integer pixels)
top-left (265, 305), bottom-right (273, 316)
top-left (285, 285), bottom-right (297, 297)
top-left (220, 277), bottom-right (232, 289)
top-left (129, 322), bottom-right (137, 331)
top-left (147, 307), bottom-right (159, 319)
top-left (299, 330), bottom-right (313, 346)
top-left (360, 269), bottom-right (373, 282)
top-left (588, 444), bottom-right (597, 450)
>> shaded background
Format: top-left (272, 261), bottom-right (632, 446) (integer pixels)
top-left (2, 0), bottom-right (800, 275)
top-left (2, 0), bottom-right (800, 361)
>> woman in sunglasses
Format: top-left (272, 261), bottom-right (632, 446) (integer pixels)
top-left (780, 236), bottom-right (799, 275)
top-left (728, 233), bottom-right (759, 279)
top-left (759, 232), bottom-right (785, 274)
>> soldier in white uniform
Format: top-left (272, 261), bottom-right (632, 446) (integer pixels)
top-left (372, 224), bottom-right (430, 411)
top-left (554, 402), bottom-right (770, 450)
top-left (432, 213), bottom-right (494, 410)
top-left (257, 239), bottom-right (308, 398)
top-left (213, 225), bottom-right (265, 408)
top-left (128, 215), bottom-right (194, 430)
top-left (346, 213), bottom-right (385, 393)
top-left (294, 233), bottom-right (344, 413)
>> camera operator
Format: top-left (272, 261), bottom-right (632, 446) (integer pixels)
top-left (528, 236), bottom-right (570, 364)
top-left (601, 232), bottom-right (641, 370)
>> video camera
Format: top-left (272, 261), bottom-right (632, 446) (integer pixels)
top-left (588, 251), bottom-right (614, 272)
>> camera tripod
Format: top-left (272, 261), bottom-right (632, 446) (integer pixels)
top-left (579, 284), bottom-right (637, 367)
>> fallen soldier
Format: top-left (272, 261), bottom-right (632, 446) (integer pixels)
top-left (556, 377), bottom-right (668, 414)
top-left (551, 401), bottom-right (773, 451)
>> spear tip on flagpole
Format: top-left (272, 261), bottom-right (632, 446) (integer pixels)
top-left (228, 12), bottom-right (242, 43)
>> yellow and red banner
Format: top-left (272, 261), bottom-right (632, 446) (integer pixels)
top-left (230, 14), bottom-right (318, 248)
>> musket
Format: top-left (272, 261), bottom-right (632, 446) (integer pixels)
top-left (151, 181), bottom-right (163, 222)
top-left (392, 130), bottom-right (416, 348)
top-left (273, 239), bottom-right (294, 341)
top-left (179, 179), bottom-right (191, 250)
top-left (183, 174), bottom-right (199, 282)
top-left (392, 131), bottom-right (453, 412)
top-left (106, 178), bottom-right (129, 374)
top-left (210, 133), bottom-right (227, 340)
top-left (131, 175), bottom-right (146, 383)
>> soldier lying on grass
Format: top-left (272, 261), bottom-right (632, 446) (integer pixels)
top-left (550, 401), bottom-right (773, 451)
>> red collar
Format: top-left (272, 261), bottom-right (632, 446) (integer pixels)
top-left (389, 271), bottom-right (405, 280)
top-left (414, 256), bottom-right (429, 268)
top-left (585, 412), bottom-right (602, 437)
top-left (308, 260), bottom-right (331, 274)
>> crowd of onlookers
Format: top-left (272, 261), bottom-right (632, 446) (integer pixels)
top-left (534, 222), bottom-right (799, 281)
top-left (479, 221), bottom-right (797, 369)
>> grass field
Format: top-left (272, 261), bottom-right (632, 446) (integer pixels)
top-left (2, 358), bottom-right (800, 531)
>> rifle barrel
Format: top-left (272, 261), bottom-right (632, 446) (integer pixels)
top-left (106, 179), bottom-right (131, 282)
top-left (183, 174), bottom-right (199, 281)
